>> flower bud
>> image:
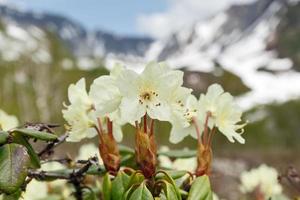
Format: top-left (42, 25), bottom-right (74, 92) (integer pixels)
top-left (135, 129), bottom-right (157, 178)
top-left (195, 143), bottom-right (212, 177)
top-left (98, 133), bottom-right (120, 175)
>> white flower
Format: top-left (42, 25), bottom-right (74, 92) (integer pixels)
top-left (198, 84), bottom-right (245, 144)
top-left (240, 164), bottom-right (282, 199)
top-left (89, 64), bottom-right (124, 141)
top-left (116, 62), bottom-right (184, 124)
top-left (90, 64), bottom-right (123, 118)
top-left (0, 110), bottom-right (18, 131)
top-left (22, 179), bottom-right (48, 200)
top-left (62, 78), bottom-right (97, 142)
top-left (76, 143), bottom-right (103, 165)
top-left (172, 157), bottom-right (197, 172)
top-left (169, 93), bottom-right (201, 144)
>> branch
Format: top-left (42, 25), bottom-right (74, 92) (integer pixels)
top-left (38, 133), bottom-right (68, 157)
top-left (28, 156), bottom-right (99, 200)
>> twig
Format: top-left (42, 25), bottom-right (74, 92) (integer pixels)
top-left (38, 133), bottom-right (68, 157)
top-left (28, 157), bottom-right (98, 200)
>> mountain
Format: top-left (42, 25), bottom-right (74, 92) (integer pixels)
top-left (145, 0), bottom-right (300, 110)
top-left (0, 0), bottom-right (300, 128)
top-left (0, 3), bottom-right (152, 60)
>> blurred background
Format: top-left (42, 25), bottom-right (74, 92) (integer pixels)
top-left (0, 0), bottom-right (299, 198)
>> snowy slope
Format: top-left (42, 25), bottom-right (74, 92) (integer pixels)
top-left (0, 3), bottom-right (152, 60)
top-left (145, 0), bottom-right (300, 109)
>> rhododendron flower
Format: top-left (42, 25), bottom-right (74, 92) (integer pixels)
top-left (198, 84), bottom-right (245, 144)
top-left (62, 78), bottom-right (97, 142)
top-left (169, 93), bottom-right (201, 143)
top-left (89, 64), bottom-right (124, 120)
top-left (22, 179), bottom-right (48, 200)
top-left (0, 110), bottom-right (18, 131)
top-left (116, 62), bottom-right (184, 123)
top-left (240, 164), bottom-right (282, 199)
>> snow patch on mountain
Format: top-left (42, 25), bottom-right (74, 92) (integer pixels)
top-left (142, 0), bottom-right (300, 110)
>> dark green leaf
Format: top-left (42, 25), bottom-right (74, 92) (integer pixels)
top-left (0, 131), bottom-right (9, 145)
top-left (126, 172), bottom-right (145, 191)
top-left (155, 171), bottom-right (182, 200)
top-left (129, 183), bottom-right (154, 200)
top-left (187, 176), bottom-right (213, 200)
top-left (162, 181), bottom-right (179, 200)
top-left (2, 190), bottom-right (22, 200)
top-left (0, 144), bottom-right (30, 194)
top-left (111, 171), bottom-right (130, 200)
top-left (12, 128), bottom-right (57, 141)
top-left (12, 134), bottom-right (40, 168)
top-left (103, 173), bottom-right (112, 200)
top-left (158, 150), bottom-right (196, 159)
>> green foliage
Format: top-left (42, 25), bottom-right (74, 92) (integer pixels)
top-left (12, 128), bottom-right (58, 141)
top-left (187, 176), bottom-right (213, 200)
top-left (244, 100), bottom-right (300, 149)
top-left (103, 173), bottom-right (112, 200)
top-left (127, 183), bottom-right (153, 200)
top-left (111, 171), bottom-right (130, 200)
top-left (158, 149), bottom-right (196, 159)
top-left (2, 190), bottom-right (22, 200)
top-left (11, 133), bottom-right (41, 168)
top-left (0, 131), bottom-right (9, 145)
top-left (0, 144), bottom-right (30, 194)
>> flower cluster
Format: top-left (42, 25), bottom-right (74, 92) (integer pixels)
top-left (63, 62), bottom-right (245, 145)
top-left (240, 164), bottom-right (283, 199)
top-left (62, 61), bottom-right (246, 177)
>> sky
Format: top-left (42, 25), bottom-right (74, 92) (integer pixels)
top-left (8, 0), bottom-right (255, 38)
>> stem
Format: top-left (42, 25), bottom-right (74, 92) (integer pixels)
top-left (107, 117), bottom-right (113, 139)
top-left (192, 117), bottom-right (202, 145)
top-left (150, 119), bottom-right (154, 136)
top-left (38, 133), bottom-right (68, 157)
top-left (143, 114), bottom-right (147, 133)
top-left (202, 112), bottom-right (211, 146)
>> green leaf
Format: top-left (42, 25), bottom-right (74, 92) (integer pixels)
top-left (155, 171), bottom-right (181, 200)
top-left (12, 134), bottom-right (40, 168)
top-left (187, 176), bottom-right (213, 200)
top-left (12, 128), bottom-right (58, 141)
top-left (158, 150), bottom-right (196, 159)
top-left (129, 183), bottom-right (154, 200)
top-left (0, 144), bottom-right (30, 194)
top-left (126, 172), bottom-right (145, 190)
top-left (103, 173), bottom-right (112, 200)
top-left (119, 145), bottom-right (135, 155)
top-left (161, 181), bottom-right (179, 200)
top-left (0, 131), bottom-right (9, 145)
top-left (83, 188), bottom-right (97, 200)
top-left (2, 190), bottom-right (22, 200)
top-left (111, 171), bottom-right (130, 200)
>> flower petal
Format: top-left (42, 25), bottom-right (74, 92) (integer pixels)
top-left (120, 97), bottom-right (145, 124)
top-left (89, 76), bottom-right (122, 115)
